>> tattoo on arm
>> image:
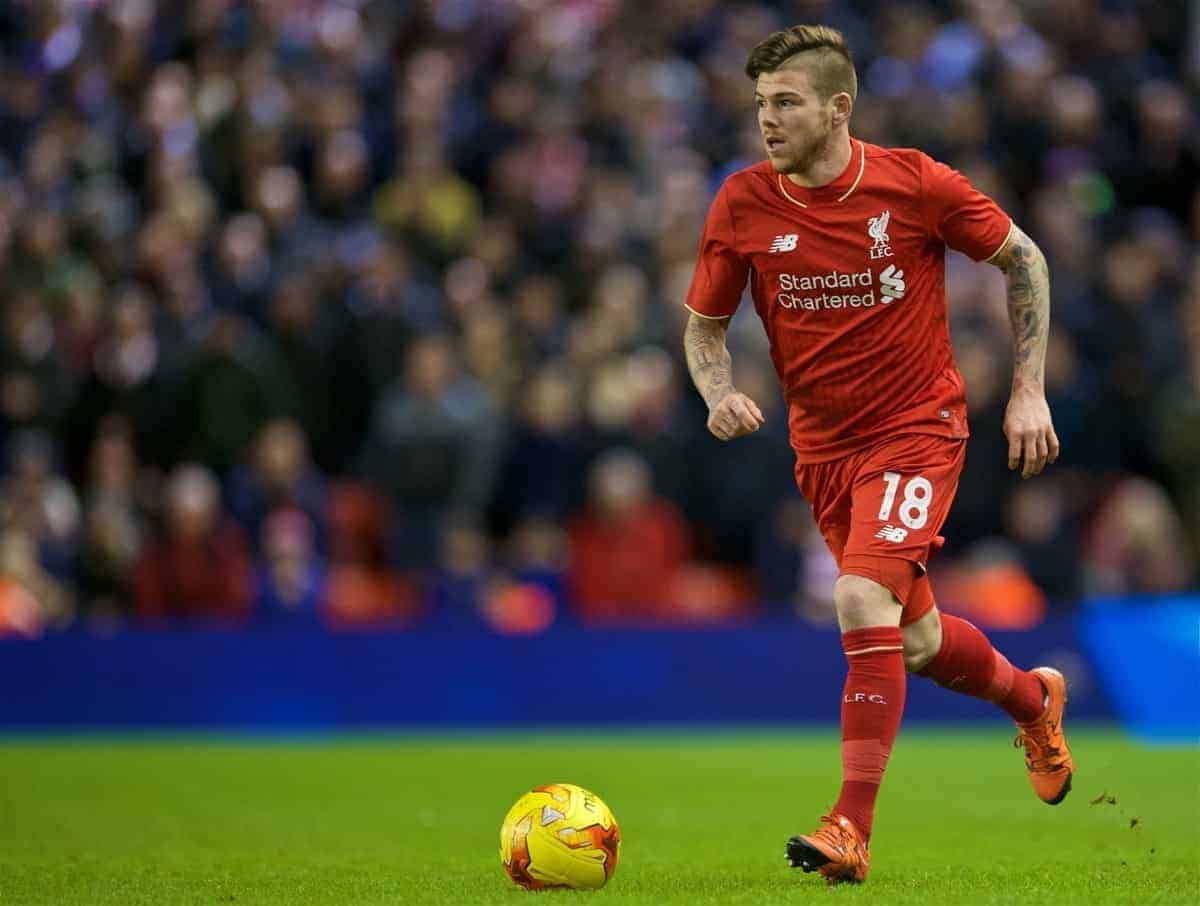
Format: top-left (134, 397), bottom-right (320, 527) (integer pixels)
top-left (992, 227), bottom-right (1051, 392)
top-left (683, 313), bottom-right (734, 410)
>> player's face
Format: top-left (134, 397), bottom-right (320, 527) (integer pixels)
top-left (755, 68), bottom-right (835, 174)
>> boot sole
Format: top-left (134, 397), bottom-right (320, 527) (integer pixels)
top-left (786, 835), bottom-right (832, 873)
top-left (1044, 772), bottom-right (1073, 805)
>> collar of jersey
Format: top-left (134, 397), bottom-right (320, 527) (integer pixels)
top-left (775, 139), bottom-right (866, 208)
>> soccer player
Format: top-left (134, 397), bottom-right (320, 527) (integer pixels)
top-left (682, 25), bottom-right (1073, 885)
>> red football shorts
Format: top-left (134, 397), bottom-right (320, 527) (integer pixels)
top-left (793, 433), bottom-right (966, 626)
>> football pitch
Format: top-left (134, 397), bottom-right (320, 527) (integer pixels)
top-left (1, 729), bottom-right (1196, 905)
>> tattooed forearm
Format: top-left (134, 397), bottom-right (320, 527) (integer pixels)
top-left (992, 226), bottom-right (1051, 392)
top-left (683, 312), bottom-right (734, 410)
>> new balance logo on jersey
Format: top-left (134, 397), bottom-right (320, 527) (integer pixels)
top-left (875, 524), bottom-right (908, 543)
top-left (879, 264), bottom-right (905, 302)
top-left (769, 234), bottom-right (798, 253)
top-left (868, 210), bottom-right (892, 258)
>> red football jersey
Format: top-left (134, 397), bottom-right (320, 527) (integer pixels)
top-left (685, 140), bottom-right (1013, 462)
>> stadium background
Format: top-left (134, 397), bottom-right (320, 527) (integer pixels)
top-left (2, 3), bottom-right (1198, 904)
top-left (0, 0), bottom-right (1196, 731)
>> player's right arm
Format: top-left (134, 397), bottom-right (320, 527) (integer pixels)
top-left (684, 312), bottom-right (764, 442)
top-left (682, 181), bottom-right (763, 442)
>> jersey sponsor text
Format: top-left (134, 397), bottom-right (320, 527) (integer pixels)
top-left (776, 266), bottom-right (905, 311)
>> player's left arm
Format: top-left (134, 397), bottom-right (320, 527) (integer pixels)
top-left (988, 225), bottom-right (1060, 479)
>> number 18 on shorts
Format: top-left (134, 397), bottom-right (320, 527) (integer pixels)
top-left (795, 433), bottom-right (966, 578)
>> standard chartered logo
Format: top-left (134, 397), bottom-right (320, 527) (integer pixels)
top-left (776, 264), bottom-right (907, 311)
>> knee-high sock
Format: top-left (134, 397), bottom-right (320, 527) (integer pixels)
top-left (832, 627), bottom-right (906, 842)
top-left (917, 613), bottom-right (1045, 722)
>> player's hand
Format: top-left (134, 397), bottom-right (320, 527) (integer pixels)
top-left (1003, 386), bottom-right (1060, 478)
top-left (707, 391), bottom-right (765, 441)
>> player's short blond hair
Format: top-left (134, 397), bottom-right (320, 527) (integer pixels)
top-left (744, 25), bottom-right (857, 103)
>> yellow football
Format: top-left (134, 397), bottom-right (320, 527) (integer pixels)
top-left (499, 783), bottom-right (621, 890)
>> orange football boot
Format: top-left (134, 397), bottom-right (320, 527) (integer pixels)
top-left (785, 813), bottom-right (869, 885)
top-left (1013, 666), bottom-right (1074, 805)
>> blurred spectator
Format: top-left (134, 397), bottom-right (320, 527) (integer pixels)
top-left (261, 271), bottom-right (363, 473)
top-left (341, 240), bottom-right (437, 398)
top-left (206, 212), bottom-right (273, 318)
top-left (359, 332), bottom-right (503, 565)
top-left (427, 514), bottom-right (497, 630)
top-left (176, 312), bottom-right (291, 473)
top-left (133, 463), bottom-right (252, 624)
top-left (0, 527), bottom-right (73, 637)
top-left (1, 290), bottom-right (69, 434)
top-left (506, 512), bottom-right (569, 615)
top-left (492, 363), bottom-right (587, 532)
top-left (323, 481), bottom-right (421, 629)
top-left (63, 282), bottom-right (178, 474)
top-left (0, 429), bottom-right (80, 582)
top-left (0, 0), bottom-right (1193, 629)
top-left (683, 351), bottom-right (795, 562)
top-left (1116, 79), bottom-right (1199, 224)
top-left (933, 539), bottom-right (1048, 630)
top-left (1003, 478), bottom-right (1081, 602)
top-left (1151, 274), bottom-right (1200, 556)
top-left (755, 497), bottom-right (840, 624)
top-left (252, 506), bottom-right (327, 629)
top-left (568, 448), bottom-right (691, 624)
top-left (1081, 477), bottom-right (1195, 597)
top-left (938, 331), bottom-right (1015, 547)
top-left (1097, 237), bottom-right (1185, 474)
top-left (227, 418), bottom-right (327, 554)
top-left (77, 420), bottom-right (144, 621)
top-left (252, 165), bottom-right (328, 277)
top-left (374, 139), bottom-right (483, 265)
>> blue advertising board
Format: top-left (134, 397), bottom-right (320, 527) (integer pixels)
top-left (8, 602), bottom-right (1186, 732)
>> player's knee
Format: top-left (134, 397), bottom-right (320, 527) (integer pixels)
top-left (833, 574), bottom-right (899, 630)
top-left (902, 642), bottom-right (936, 673)
top-left (902, 610), bottom-right (943, 672)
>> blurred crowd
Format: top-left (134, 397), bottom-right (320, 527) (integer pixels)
top-left (0, 0), bottom-right (1196, 637)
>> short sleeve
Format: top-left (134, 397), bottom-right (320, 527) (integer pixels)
top-left (684, 181), bottom-right (749, 319)
top-left (919, 154), bottom-right (1013, 262)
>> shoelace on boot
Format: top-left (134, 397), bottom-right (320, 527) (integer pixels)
top-left (1013, 724), bottom-right (1064, 770)
top-left (808, 814), bottom-right (853, 853)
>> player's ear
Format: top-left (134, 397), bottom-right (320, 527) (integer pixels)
top-left (831, 91), bottom-right (852, 126)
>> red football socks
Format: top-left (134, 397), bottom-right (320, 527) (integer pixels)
top-left (832, 626), bottom-right (906, 842)
top-left (917, 613), bottom-right (1045, 722)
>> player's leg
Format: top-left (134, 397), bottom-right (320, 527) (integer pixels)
top-left (902, 594), bottom-right (1074, 804)
top-left (786, 459), bottom-right (903, 884)
top-left (829, 573), bottom-right (906, 838)
top-left (785, 575), bottom-right (902, 885)
top-left (902, 598), bottom-right (1040, 714)
top-left (791, 433), bottom-right (964, 879)
top-left (881, 432), bottom-right (1073, 804)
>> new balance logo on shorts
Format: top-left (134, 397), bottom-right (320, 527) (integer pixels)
top-left (875, 524), bottom-right (908, 543)
top-left (769, 234), bottom-right (798, 253)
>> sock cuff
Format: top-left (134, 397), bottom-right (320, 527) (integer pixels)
top-left (841, 626), bottom-right (903, 657)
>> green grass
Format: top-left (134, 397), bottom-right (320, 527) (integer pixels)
top-left (0, 729), bottom-right (1196, 904)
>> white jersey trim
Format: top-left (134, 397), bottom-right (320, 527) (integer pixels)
top-left (776, 140), bottom-right (867, 209)
top-left (682, 303), bottom-right (733, 321)
top-left (984, 219), bottom-right (1017, 263)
